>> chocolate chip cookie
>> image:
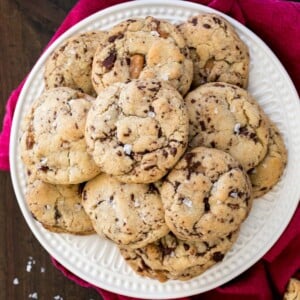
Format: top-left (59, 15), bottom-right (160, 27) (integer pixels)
top-left (20, 87), bottom-right (101, 184)
top-left (120, 230), bottom-right (238, 282)
top-left (85, 79), bottom-right (189, 183)
top-left (92, 16), bottom-right (193, 95)
top-left (45, 31), bottom-right (107, 96)
top-left (248, 121), bottom-right (287, 198)
top-left (26, 179), bottom-right (94, 234)
top-left (82, 173), bottom-right (169, 248)
top-left (186, 82), bottom-right (270, 171)
top-left (178, 13), bottom-right (249, 88)
top-left (161, 147), bottom-right (252, 243)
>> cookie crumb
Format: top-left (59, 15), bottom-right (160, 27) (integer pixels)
top-left (182, 198), bottom-right (193, 208)
top-left (13, 278), bottom-right (19, 285)
top-left (123, 144), bottom-right (132, 155)
top-left (40, 267), bottom-right (46, 273)
top-left (53, 295), bottom-right (63, 300)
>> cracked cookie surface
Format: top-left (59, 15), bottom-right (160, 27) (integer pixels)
top-left (26, 179), bottom-right (94, 234)
top-left (248, 121), bottom-right (287, 198)
top-left (20, 87), bottom-right (101, 184)
top-left (82, 173), bottom-right (169, 249)
top-left (85, 79), bottom-right (189, 183)
top-left (161, 147), bottom-right (252, 243)
top-left (91, 16), bottom-right (193, 95)
top-left (120, 230), bottom-right (238, 282)
top-left (178, 13), bottom-right (249, 88)
top-left (44, 31), bottom-right (107, 96)
top-left (186, 82), bottom-right (270, 171)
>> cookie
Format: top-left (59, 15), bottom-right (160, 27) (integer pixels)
top-left (186, 82), bottom-right (270, 171)
top-left (82, 173), bottom-right (169, 249)
top-left (120, 231), bottom-right (238, 282)
top-left (178, 13), bottom-right (249, 88)
top-left (91, 16), bottom-right (193, 95)
top-left (26, 179), bottom-right (94, 234)
top-left (161, 147), bottom-right (252, 243)
top-left (85, 79), bottom-right (189, 183)
top-left (44, 31), bottom-right (107, 96)
top-left (248, 121), bottom-right (287, 198)
top-left (284, 278), bottom-right (300, 300)
top-left (20, 87), bottom-right (101, 184)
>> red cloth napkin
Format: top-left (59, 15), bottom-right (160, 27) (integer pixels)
top-left (1, 0), bottom-right (300, 299)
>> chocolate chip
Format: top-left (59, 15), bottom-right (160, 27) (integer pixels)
top-left (191, 17), bottom-right (198, 26)
top-left (203, 23), bottom-right (211, 29)
top-left (82, 190), bottom-right (87, 201)
top-left (228, 203), bottom-right (240, 209)
top-left (183, 243), bottom-right (190, 251)
top-left (144, 165), bottom-right (156, 171)
top-left (158, 128), bottom-right (162, 138)
top-left (213, 16), bottom-right (221, 25)
top-left (39, 165), bottom-right (49, 172)
top-left (212, 251), bottom-right (224, 262)
top-left (162, 150), bottom-right (168, 158)
top-left (170, 147), bottom-right (177, 156)
top-left (199, 121), bottom-right (206, 131)
top-left (210, 141), bottom-right (216, 148)
top-left (102, 50), bottom-right (117, 70)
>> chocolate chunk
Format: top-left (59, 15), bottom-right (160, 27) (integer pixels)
top-left (148, 183), bottom-right (159, 194)
top-left (82, 190), bottom-right (87, 201)
top-left (54, 205), bottom-right (62, 220)
top-left (213, 16), bottom-right (221, 25)
top-left (102, 50), bottom-right (117, 70)
top-left (212, 251), bottom-right (224, 262)
top-left (183, 243), bottom-right (190, 251)
top-left (203, 23), bottom-right (211, 29)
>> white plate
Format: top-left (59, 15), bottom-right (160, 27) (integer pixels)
top-left (10, 0), bottom-right (300, 298)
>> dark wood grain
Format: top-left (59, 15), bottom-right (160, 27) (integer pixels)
top-left (0, 1), bottom-right (102, 299)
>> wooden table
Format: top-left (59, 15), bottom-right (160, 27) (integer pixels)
top-left (0, 1), bottom-right (103, 299)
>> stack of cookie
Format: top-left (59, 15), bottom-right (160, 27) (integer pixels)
top-left (20, 14), bottom-right (287, 282)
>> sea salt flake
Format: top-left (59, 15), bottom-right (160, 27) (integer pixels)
top-left (150, 30), bottom-right (159, 36)
top-left (182, 198), bottom-right (193, 208)
top-left (29, 292), bottom-right (38, 299)
top-left (262, 163), bottom-right (267, 169)
top-left (123, 144), bottom-right (132, 155)
top-left (147, 111), bottom-right (156, 118)
top-left (53, 296), bottom-right (63, 300)
top-left (214, 107), bottom-right (219, 114)
top-left (234, 123), bottom-right (241, 134)
top-left (134, 199), bottom-right (140, 208)
top-left (40, 267), bottom-right (46, 273)
top-left (230, 106), bottom-right (236, 113)
top-left (170, 251), bottom-right (175, 257)
top-left (229, 192), bottom-right (238, 198)
top-left (40, 157), bottom-right (47, 165)
top-left (13, 278), bottom-right (19, 285)
top-left (217, 199), bottom-right (222, 205)
top-left (26, 264), bottom-right (32, 272)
